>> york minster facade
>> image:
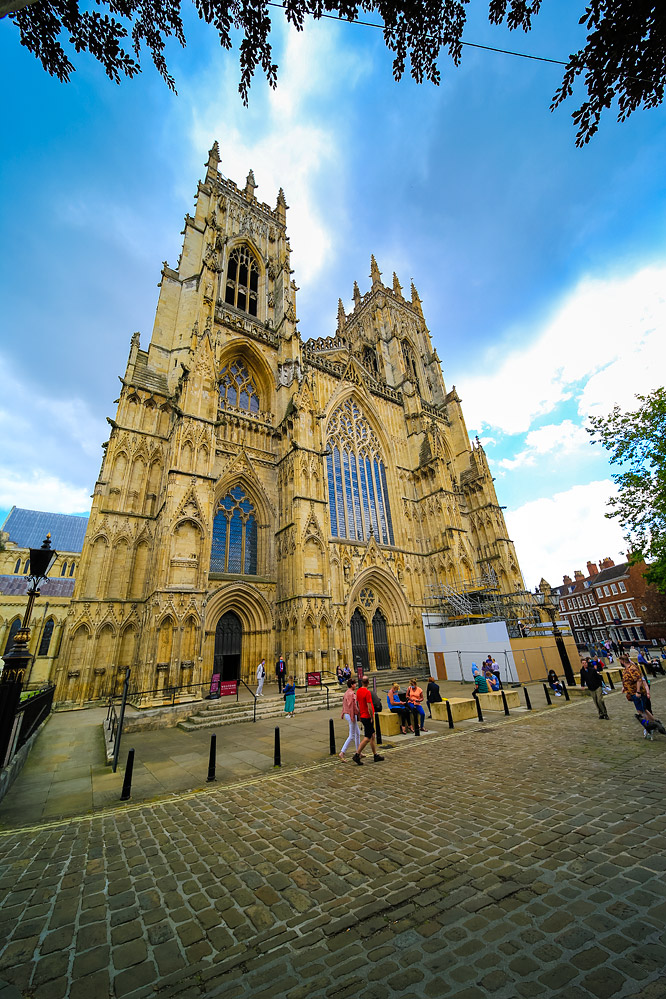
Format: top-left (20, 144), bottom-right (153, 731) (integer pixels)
top-left (55, 143), bottom-right (525, 704)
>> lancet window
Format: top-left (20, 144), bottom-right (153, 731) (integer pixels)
top-left (224, 245), bottom-right (259, 317)
top-left (218, 362), bottom-right (260, 414)
top-left (401, 339), bottom-right (420, 393)
top-left (210, 486), bottom-right (258, 575)
top-left (325, 399), bottom-right (394, 545)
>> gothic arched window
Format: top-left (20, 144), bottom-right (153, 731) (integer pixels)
top-left (362, 347), bottom-right (378, 377)
top-left (210, 486), bottom-right (258, 575)
top-left (218, 362), bottom-right (260, 414)
top-left (13, 559), bottom-right (20, 574)
top-left (224, 245), bottom-right (259, 317)
top-left (326, 399), bottom-right (394, 545)
top-left (60, 561), bottom-right (68, 577)
top-left (401, 339), bottom-right (420, 393)
top-left (38, 619), bottom-right (55, 657)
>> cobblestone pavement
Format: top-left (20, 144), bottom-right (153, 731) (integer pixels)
top-left (1, 690), bottom-right (666, 999)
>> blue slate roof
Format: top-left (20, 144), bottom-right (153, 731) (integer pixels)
top-left (0, 575), bottom-right (75, 597)
top-left (1, 507), bottom-right (89, 553)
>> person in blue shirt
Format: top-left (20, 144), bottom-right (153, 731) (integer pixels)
top-left (283, 677), bottom-right (296, 717)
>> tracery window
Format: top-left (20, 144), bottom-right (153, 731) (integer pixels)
top-left (326, 399), bottom-right (394, 545)
top-left (210, 486), bottom-right (258, 575)
top-left (362, 347), bottom-right (378, 377)
top-left (218, 362), bottom-right (260, 414)
top-left (224, 245), bottom-right (259, 317)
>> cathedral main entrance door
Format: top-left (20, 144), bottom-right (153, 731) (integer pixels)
top-left (372, 609), bottom-right (390, 670)
top-left (350, 609), bottom-right (370, 675)
top-left (214, 611), bottom-right (242, 682)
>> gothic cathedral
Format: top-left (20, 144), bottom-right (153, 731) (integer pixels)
top-left (56, 143), bottom-right (525, 704)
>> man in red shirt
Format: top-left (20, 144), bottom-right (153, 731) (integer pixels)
top-left (353, 677), bottom-right (385, 766)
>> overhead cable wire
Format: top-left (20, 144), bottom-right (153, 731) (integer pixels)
top-left (266, 2), bottom-right (568, 67)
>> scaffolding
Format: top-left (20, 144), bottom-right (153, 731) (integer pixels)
top-left (425, 569), bottom-right (543, 638)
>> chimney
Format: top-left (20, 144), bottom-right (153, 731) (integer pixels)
top-left (563, 575), bottom-right (572, 585)
top-left (586, 561), bottom-right (599, 577)
top-left (574, 570), bottom-right (584, 581)
top-left (600, 557), bottom-right (615, 570)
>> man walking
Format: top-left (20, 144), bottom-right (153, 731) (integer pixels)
top-left (256, 658), bottom-right (266, 697)
top-left (353, 677), bottom-right (384, 766)
top-left (585, 658), bottom-right (609, 720)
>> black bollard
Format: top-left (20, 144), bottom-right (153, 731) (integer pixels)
top-left (473, 692), bottom-right (484, 722)
top-left (523, 686), bottom-right (532, 711)
top-left (206, 733), bottom-right (216, 782)
top-left (445, 700), bottom-right (454, 729)
top-left (562, 683), bottom-right (570, 702)
top-left (543, 683), bottom-right (552, 706)
top-left (120, 748), bottom-right (135, 801)
top-left (329, 718), bottom-right (336, 756)
top-left (605, 671), bottom-right (615, 690)
top-left (375, 713), bottom-right (383, 745)
top-left (413, 709), bottom-right (420, 736)
top-left (274, 726), bottom-right (281, 767)
top-left (501, 690), bottom-right (510, 716)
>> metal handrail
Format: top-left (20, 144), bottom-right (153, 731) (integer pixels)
top-left (237, 678), bottom-right (258, 722)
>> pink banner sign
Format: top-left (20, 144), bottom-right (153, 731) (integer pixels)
top-left (306, 671), bottom-right (321, 687)
top-left (218, 680), bottom-right (238, 697)
top-left (209, 672), bottom-right (221, 696)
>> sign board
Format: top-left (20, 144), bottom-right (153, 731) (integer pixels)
top-left (306, 671), bottom-right (321, 687)
top-left (356, 665), bottom-right (364, 681)
top-left (209, 675), bottom-right (237, 698)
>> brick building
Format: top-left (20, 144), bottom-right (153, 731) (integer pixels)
top-left (555, 557), bottom-right (666, 650)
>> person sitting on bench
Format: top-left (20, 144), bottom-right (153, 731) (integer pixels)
top-left (387, 683), bottom-right (412, 733)
top-left (407, 678), bottom-right (427, 733)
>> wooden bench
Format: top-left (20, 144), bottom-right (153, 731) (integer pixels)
top-left (431, 698), bottom-right (477, 722)
top-left (477, 689), bottom-right (521, 711)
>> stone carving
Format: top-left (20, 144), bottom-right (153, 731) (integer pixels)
top-left (277, 359), bottom-right (302, 387)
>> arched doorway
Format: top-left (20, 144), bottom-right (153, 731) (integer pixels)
top-left (372, 609), bottom-right (390, 670)
top-left (214, 611), bottom-right (242, 681)
top-left (350, 609), bottom-right (369, 675)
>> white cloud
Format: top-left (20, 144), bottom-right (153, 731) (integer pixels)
top-left (458, 264), bottom-right (666, 435)
top-left (506, 480), bottom-right (627, 591)
top-left (0, 353), bottom-right (103, 515)
top-left (184, 19), bottom-right (369, 286)
top-left (0, 469), bottom-right (91, 515)
top-left (497, 419), bottom-right (589, 470)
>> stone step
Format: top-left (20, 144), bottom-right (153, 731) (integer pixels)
top-left (178, 698), bottom-right (334, 731)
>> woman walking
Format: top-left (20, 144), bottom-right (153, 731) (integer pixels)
top-left (339, 678), bottom-right (361, 761)
top-left (283, 676), bottom-right (296, 718)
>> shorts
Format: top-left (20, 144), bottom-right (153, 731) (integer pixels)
top-left (630, 693), bottom-right (647, 712)
top-left (361, 717), bottom-right (375, 739)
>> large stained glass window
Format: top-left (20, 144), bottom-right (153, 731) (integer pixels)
top-left (224, 245), bottom-right (259, 316)
top-left (219, 362), bottom-right (260, 414)
top-left (210, 486), bottom-right (258, 575)
top-left (325, 399), bottom-right (394, 545)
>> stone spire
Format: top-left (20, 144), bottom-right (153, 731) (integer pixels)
top-left (392, 272), bottom-right (403, 298)
top-left (206, 141), bottom-right (220, 182)
top-left (337, 298), bottom-right (346, 332)
top-left (244, 169), bottom-right (258, 200)
top-left (410, 280), bottom-right (423, 317)
top-left (275, 187), bottom-right (288, 224)
top-left (352, 281), bottom-right (361, 307)
top-left (370, 255), bottom-right (382, 290)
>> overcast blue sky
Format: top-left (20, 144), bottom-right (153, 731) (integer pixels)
top-left (1, 1), bottom-right (665, 588)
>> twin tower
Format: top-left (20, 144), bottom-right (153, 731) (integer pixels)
top-left (55, 142), bottom-right (524, 704)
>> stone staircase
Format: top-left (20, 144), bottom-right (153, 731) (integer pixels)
top-left (177, 668), bottom-right (433, 731)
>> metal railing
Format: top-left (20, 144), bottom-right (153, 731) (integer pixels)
top-left (14, 685), bottom-right (55, 753)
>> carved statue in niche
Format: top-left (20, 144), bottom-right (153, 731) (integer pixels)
top-left (277, 359), bottom-right (302, 387)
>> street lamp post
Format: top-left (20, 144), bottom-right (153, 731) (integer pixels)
top-left (0, 535), bottom-right (58, 766)
top-left (536, 579), bottom-right (576, 687)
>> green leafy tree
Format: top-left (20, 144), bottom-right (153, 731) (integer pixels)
top-left (1, 0), bottom-right (664, 145)
top-left (588, 388), bottom-right (666, 593)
